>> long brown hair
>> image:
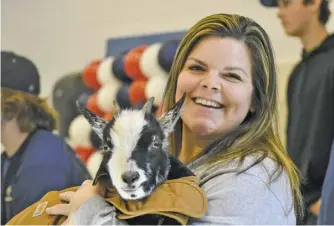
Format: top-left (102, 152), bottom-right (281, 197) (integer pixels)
top-left (162, 13), bottom-right (304, 219)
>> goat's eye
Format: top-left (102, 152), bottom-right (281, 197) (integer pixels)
top-left (103, 145), bottom-right (108, 151)
top-left (152, 142), bottom-right (161, 149)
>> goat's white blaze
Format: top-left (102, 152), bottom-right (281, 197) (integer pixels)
top-left (107, 110), bottom-right (149, 199)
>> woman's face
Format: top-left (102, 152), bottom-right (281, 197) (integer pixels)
top-left (175, 36), bottom-right (254, 139)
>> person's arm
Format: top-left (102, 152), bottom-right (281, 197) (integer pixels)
top-left (74, 196), bottom-right (128, 225)
top-left (46, 180), bottom-right (129, 225)
top-left (188, 171), bottom-right (295, 225)
top-left (12, 167), bottom-right (69, 218)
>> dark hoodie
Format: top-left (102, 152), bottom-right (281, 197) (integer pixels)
top-left (286, 33), bottom-right (334, 222)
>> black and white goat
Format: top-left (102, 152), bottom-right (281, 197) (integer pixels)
top-left (76, 93), bottom-right (186, 200)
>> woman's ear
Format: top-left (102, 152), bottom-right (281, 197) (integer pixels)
top-left (250, 106), bottom-right (255, 113)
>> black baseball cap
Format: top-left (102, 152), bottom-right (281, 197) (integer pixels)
top-left (260, 0), bottom-right (278, 7)
top-left (260, 0), bottom-right (331, 7)
top-left (1, 51), bottom-right (40, 95)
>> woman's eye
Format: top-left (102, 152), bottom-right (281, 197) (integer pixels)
top-left (224, 73), bottom-right (241, 81)
top-left (188, 64), bottom-right (205, 72)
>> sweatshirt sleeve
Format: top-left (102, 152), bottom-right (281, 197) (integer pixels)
top-left (74, 196), bottom-right (129, 225)
top-left (188, 171), bottom-right (296, 225)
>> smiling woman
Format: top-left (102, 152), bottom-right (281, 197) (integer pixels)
top-left (43, 13), bottom-right (304, 225)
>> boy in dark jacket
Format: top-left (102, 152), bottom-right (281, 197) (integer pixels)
top-left (260, 0), bottom-right (334, 224)
top-left (1, 51), bottom-right (92, 224)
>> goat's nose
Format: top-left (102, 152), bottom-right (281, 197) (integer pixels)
top-left (122, 171), bottom-right (140, 185)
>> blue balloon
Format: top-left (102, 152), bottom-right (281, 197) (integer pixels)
top-left (112, 51), bottom-right (133, 83)
top-left (116, 83), bottom-right (132, 109)
top-left (158, 39), bottom-right (180, 73)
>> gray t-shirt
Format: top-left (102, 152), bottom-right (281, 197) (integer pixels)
top-left (74, 155), bottom-right (296, 225)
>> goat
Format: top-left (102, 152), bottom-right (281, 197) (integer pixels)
top-left (76, 93), bottom-right (187, 201)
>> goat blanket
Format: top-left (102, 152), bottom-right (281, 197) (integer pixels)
top-left (6, 155), bottom-right (208, 225)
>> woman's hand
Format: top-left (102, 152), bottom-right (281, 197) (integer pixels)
top-left (46, 180), bottom-right (103, 225)
top-left (309, 199), bottom-right (321, 216)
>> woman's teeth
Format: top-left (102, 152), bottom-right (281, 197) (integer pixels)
top-left (193, 98), bottom-right (223, 109)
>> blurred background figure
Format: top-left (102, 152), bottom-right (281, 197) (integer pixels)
top-left (51, 71), bottom-right (94, 138)
top-left (261, 0), bottom-right (334, 224)
top-left (1, 51), bottom-right (92, 225)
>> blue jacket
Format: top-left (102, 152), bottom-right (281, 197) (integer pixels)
top-left (318, 141), bottom-right (334, 225)
top-left (1, 129), bottom-right (92, 224)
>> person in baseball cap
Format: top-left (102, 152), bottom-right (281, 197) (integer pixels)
top-left (259, 0), bottom-right (334, 225)
top-left (1, 51), bottom-right (91, 225)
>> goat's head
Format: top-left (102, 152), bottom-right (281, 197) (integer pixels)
top-left (76, 93), bottom-right (186, 200)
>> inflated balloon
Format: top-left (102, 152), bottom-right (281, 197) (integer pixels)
top-left (158, 39), bottom-right (180, 73)
top-left (139, 43), bottom-right (167, 79)
top-left (115, 83), bottom-right (132, 109)
top-left (68, 115), bottom-right (92, 147)
top-left (124, 45), bottom-right (148, 81)
top-left (103, 112), bottom-right (113, 121)
top-left (52, 72), bottom-right (94, 138)
top-left (97, 57), bottom-right (122, 87)
top-left (112, 52), bottom-right (133, 83)
top-left (86, 151), bottom-right (104, 177)
top-left (145, 74), bottom-right (168, 106)
top-left (87, 93), bottom-right (104, 117)
top-left (83, 60), bottom-right (102, 90)
top-left (129, 80), bottom-right (147, 105)
top-left (74, 146), bottom-right (95, 164)
top-left (96, 83), bottom-right (121, 112)
top-left (132, 102), bottom-right (146, 110)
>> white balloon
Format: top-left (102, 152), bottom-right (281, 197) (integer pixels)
top-left (68, 115), bottom-right (92, 147)
top-left (96, 83), bottom-right (121, 112)
top-left (145, 74), bottom-right (168, 106)
top-left (97, 57), bottom-right (122, 86)
top-left (86, 151), bottom-right (104, 177)
top-left (139, 43), bottom-right (168, 79)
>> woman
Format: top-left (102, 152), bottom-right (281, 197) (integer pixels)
top-left (46, 13), bottom-right (304, 224)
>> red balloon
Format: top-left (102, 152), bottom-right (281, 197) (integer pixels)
top-left (103, 112), bottom-right (114, 121)
top-left (129, 80), bottom-right (147, 105)
top-left (124, 45), bottom-right (148, 81)
top-left (87, 93), bottom-right (104, 116)
top-left (83, 60), bottom-right (102, 90)
top-left (74, 146), bottom-right (95, 163)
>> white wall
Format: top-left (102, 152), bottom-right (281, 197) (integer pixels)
top-left (2, 0), bottom-right (333, 97)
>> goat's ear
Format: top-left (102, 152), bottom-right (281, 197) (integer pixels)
top-left (112, 100), bottom-right (121, 118)
top-left (159, 93), bottom-right (186, 133)
top-left (142, 97), bottom-right (154, 114)
top-left (76, 100), bottom-right (106, 140)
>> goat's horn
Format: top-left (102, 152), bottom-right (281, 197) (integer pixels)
top-left (112, 100), bottom-right (121, 117)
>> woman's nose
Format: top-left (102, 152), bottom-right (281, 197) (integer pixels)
top-left (200, 72), bottom-right (221, 91)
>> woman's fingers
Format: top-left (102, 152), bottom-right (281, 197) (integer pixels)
top-left (45, 204), bottom-right (70, 216)
top-left (82, 180), bottom-right (92, 186)
top-left (59, 191), bottom-right (75, 202)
